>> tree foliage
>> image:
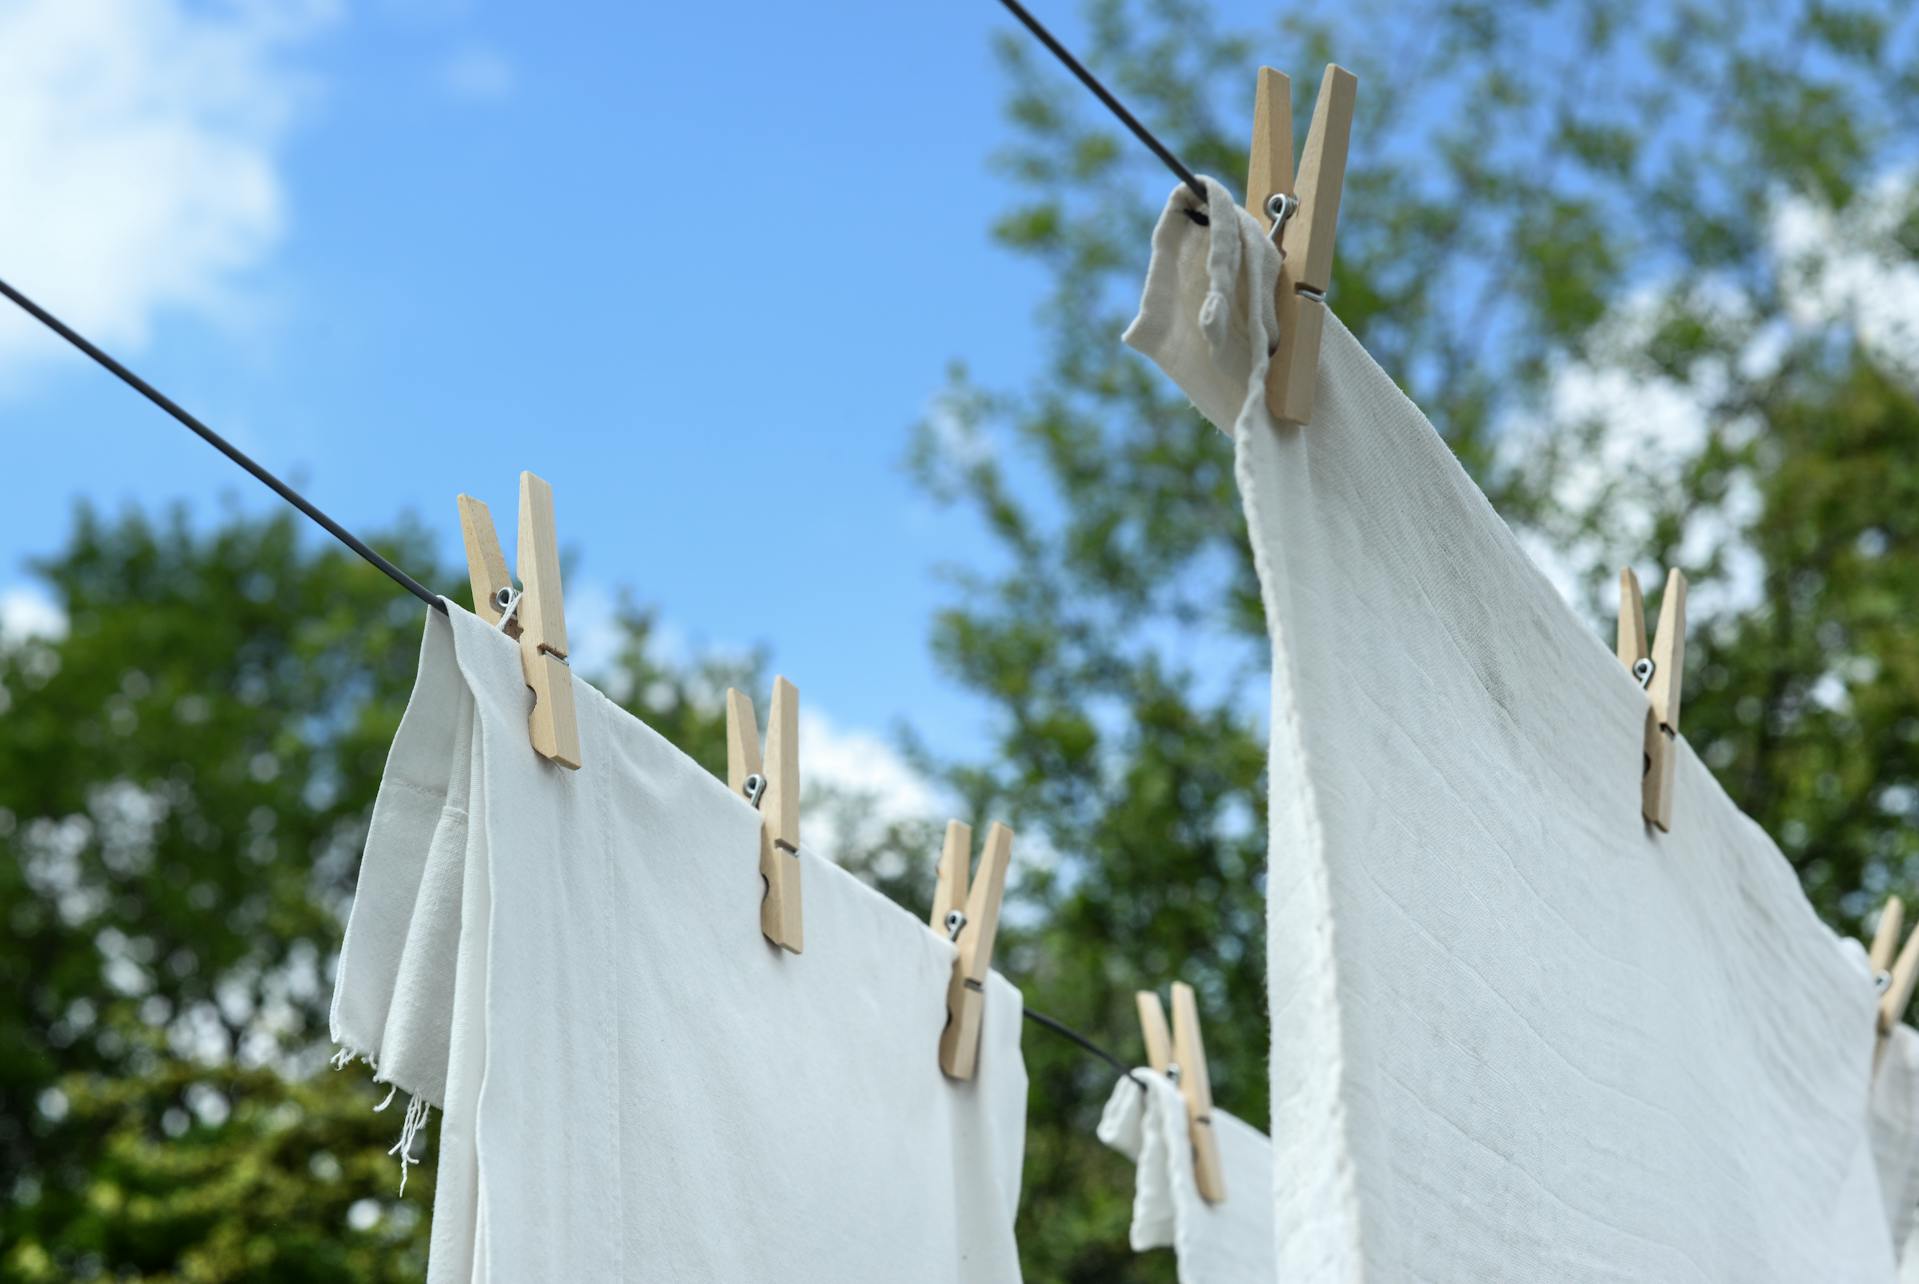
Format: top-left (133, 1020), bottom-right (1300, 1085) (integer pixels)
top-left (0, 507), bottom-right (759, 1279)
top-left (6, 2), bottom-right (1919, 1280)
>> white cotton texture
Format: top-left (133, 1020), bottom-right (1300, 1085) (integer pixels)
top-left (1873, 1023), bottom-right (1919, 1272)
top-left (1097, 1072), bottom-right (1276, 1283)
top-left (1125, 178), bottom-right (1897, 1281)
top-left (331, 604), bottom-right (1028, 1282)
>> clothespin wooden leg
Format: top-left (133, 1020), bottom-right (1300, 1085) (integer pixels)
top-left (726, 679), bottom-right (802, 954)
top-left (938, 821), bottom-right (1013, 1081)
top-left (456, 495), bottom-right (515, 631)
top-left (1616, 568), bottom-right (1647, 675)
top-left (1247, 63), bottom-right (1356, 426)
top-left (725, 688), bottom-right (764, 800)
top-left (1871, 896), bottom-right (1907, 978)
top-left (930, 820), bottom-right (972, 936)
top-left (763, 678), bottom-right (801, 951)
top-left (1872, 895), bottom-right (1913, 1072)
top-left (1136, 991), bottom-right (1173, 1075)
top-left (1170, 983), bottom-right (1226, 1203)
top-left (1618, 567), bottom-right (1686, 831)
top-left (514, 473), bottom-right (581, 769)
top-left (1881, 909), bottom-right (1919, 1041)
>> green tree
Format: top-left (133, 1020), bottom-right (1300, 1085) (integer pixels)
top-left (0, 506), bottom-right (761, 1279)
top-left (915, 0), bottom-right (1919, 1277)
top-left (8, 2), bottom-right (1919, 1279)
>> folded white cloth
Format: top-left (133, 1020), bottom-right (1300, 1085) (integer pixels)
top-left (1097, 1072), bottom-right (1276, 1283)
top-left (1126, 177), bottom-right (1895, 1281)
top-left (332, 605), bottom-right (1028, 1282)
top-left (1875, 1024), bottom-right (1919, 1268)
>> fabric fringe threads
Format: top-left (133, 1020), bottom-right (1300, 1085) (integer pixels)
top-left (387, 1094), bottom-right (431, 1197)
top-left (330, 1047), bottom-right (425, 1196)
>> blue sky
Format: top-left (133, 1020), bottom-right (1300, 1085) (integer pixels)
top-left (2, 0), bottom-right (1261, 781)
top-left (12, 2), bottom-right (1915, 814)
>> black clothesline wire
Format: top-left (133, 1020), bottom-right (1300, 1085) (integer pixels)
top-left (994, 0), bottom-right (1212, 224)
top-left (1025, 1006), bottom-right (1148, 1089)
top-left (0, 276), bottom-right (446, 614)
top-left (0, 269), bottom-right (1152, 1087)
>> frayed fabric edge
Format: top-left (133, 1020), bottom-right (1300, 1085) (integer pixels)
top-left (387, 1094), bottom-right (432, 1197)
top-left (331, 1043), bottom-right (433, 1198)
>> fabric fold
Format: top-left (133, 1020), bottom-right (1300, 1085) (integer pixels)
top-left (1097, 1072), bottom-right (1277, 1283)
top-left (1874, 1024), bottom-right (1919, 1268)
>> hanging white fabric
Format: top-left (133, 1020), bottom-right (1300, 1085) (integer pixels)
top-left (331, 604), bottom-right (1029, 1282)
top-left (1125, 175), bottom-right (1896, 1281)
top-left (1097, 1072), bottom-right (1276, 1283)
top-left (1872, 1021), bottom-right (1919, 1275)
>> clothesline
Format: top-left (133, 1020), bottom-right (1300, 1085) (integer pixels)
top-left (1, 0), bottom-right (1197, 1134)
top-left (0, 268), bottom-right (1153, 1088)
top-left (0, 276), bottom-right (442, 611)
top-left (991, 0), bottom-right (1211, 222)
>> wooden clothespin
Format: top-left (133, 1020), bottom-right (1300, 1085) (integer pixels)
top-left (455, 473), bottom-right (581, 769)
top-left (1136, 982), bottom-right (1226, 1203)
top-left (930, 819), bottom-right (1013, 1081)
top-left (1617, 567), bottom-right (1687, 831)
top-left (1872, 896), bottom-right (1907, 979)
top-left (1245, 63), bottom-right (1358, 426)
top-left (726, 679), bottom-right (802, 953)
top-left (1873, 895), bottom-right (1919, 1043)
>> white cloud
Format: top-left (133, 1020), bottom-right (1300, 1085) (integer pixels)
top-left (0, 585), bottom-right (68, 644)
top-left (563, 579), bottom-right (623, 678)
top-left (439, 45), bottom-right (514, 102)
top-left (1772, 173), bottom-right (1919, 382)
top-left (1499, 170), bottom-right (1919, 625)
top-left (800, 708), bottom-right (947, 857)
top-left (802, 709), bottom-right (943, 819)
top-left (0, 0), bottom-right (334, 376)
top-left (923, 390), bottom-right (996, 471)
top-left (1540, 354), bottom-right (1714, 528)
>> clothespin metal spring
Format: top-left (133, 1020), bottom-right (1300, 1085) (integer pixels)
top-left (1265, 191), bottom-right (1299, 248)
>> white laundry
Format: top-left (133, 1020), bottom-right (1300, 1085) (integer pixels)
top-left (332, 604), bottom-right (1028, 1282)
top-left (1097, 1072), bottom-right (1276, 1284)
top-left (1873, 1023), bottom-right (1919, 1273)
top-left (1125, 176), bottom-right (1895, 1281)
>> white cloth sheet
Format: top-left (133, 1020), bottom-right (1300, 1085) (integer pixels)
top-left (1874, 1024), bottom-right (1919, 1273)
top-left (1097, 1072), bottom-right (1276, 1283)
top-left (1126, 176), bottom-right (1894, 1281)
top-left (332, 604), bottom-right (1028, 1282)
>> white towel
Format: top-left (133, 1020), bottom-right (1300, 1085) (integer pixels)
top-left (1097, 1072), bottom-right (1276, 1283)
top-left (332, 604), bottom-right (1029, 1282)
top-left (1126, 178), bottom-right (1895, 1281)
top-left (1875, 1025), bottom-right (1919, 1265)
